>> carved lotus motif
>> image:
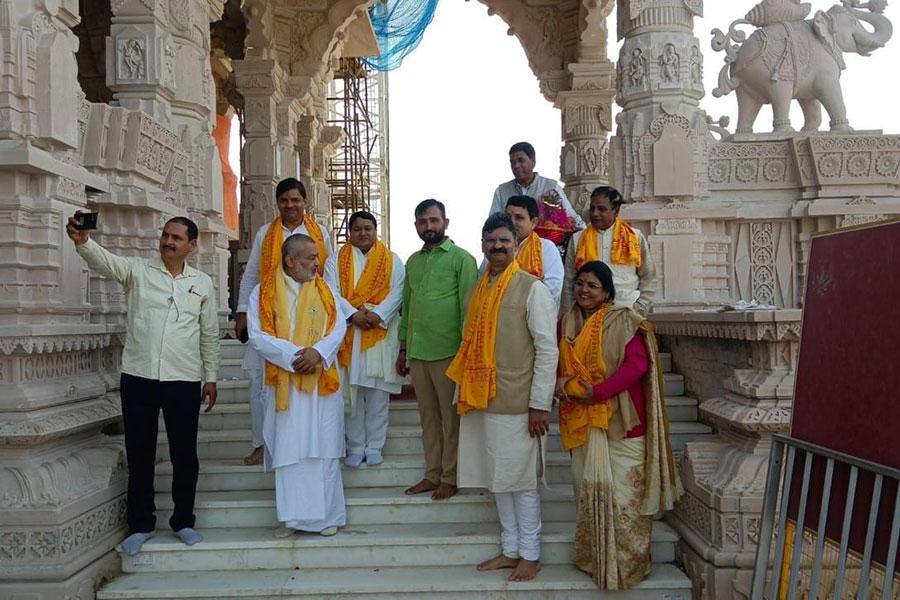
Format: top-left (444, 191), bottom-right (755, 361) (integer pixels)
top-left (846, 152), bottom-right (871, 177)
top-left (817, 153), bottom-right (842, 177)
top-left (736, 159), bottom-right (759, 183)
top-left (875, 153), bottom-right (899, 177)
top-left (709, 160), bottom-right (730, 183)
top-left (763, 159), bottom-right (787, 182)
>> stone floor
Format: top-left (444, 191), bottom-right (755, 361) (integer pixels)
top-left (97, 340), bottom-right (709, 599)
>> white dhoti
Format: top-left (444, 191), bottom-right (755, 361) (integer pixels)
top-left (242, 346), bottom-right (265, 449)
top-left (263, 386), bottom-right (346, 532)
top-left (246, 280), bottom-right (350, 534)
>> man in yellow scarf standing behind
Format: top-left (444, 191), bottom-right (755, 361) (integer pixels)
top-left (560, 186), bottom-right (656, 316)
top-left (325, 210), bottom-right (405, 468)
top-left (247, 233), bottom-right (347, 537)
top-left (235, 178), bottom-right (334, 466)
top-left (449, 213), bottom-right (559, 582)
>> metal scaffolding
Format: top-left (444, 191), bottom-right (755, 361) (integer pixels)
top-left (326, 58), bottom-right (390, 246)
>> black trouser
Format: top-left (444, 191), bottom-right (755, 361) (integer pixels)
top-left (120, 373), bottom-right (201, 533)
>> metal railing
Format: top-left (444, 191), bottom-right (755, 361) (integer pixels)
top-left (751, 434), bottom-right (900, 600)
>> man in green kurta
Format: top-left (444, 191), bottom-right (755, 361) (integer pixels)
top-left (397, 199), bottom-right (478, 500)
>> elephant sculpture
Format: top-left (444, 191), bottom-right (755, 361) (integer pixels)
top-left (712, 0), bottom-right (893, 134)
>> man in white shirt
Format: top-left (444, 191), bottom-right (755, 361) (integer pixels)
top-left (561, 186), bottom-right (657, 316)
top-left (234, 178), bottom-right (335, 466)
top-left (495, 195), bottom-right (564, 307)
top-left (67, 215), bottom-right (220, 556)
top-left (324, 211), bottom-right (405, 468)
top-left (489, 141), bottom-right (585, 230)
top-left (247, 234), bottom-right (348, 537)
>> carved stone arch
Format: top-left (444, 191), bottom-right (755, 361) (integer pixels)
top-left (476, 0), bottom-right (581, 102)
top-left (293, 0), bottom-right (375, 84)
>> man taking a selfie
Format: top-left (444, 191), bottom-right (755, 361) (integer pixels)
top-left (66, 214), bottom-right (220, 557)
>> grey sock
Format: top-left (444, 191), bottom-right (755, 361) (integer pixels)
top-left (175, 527), bottom-right (203, 546)
top-left (121, 531), bottom-right (155, 556)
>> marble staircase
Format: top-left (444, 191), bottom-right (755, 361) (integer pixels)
top-left (97, 340), bottom-right (708, 599)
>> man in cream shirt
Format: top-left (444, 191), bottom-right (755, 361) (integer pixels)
top-left (67, 215), bottom-right (220, 557)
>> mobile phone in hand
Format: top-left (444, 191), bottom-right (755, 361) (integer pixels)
top-left (73, 212), bottom-right (99, 230)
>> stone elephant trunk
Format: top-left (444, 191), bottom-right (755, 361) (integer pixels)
top-left (846, 4), bottom-right (893, 54)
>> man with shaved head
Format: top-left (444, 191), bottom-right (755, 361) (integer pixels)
top-left (247, 233), bottom-right (349, 537)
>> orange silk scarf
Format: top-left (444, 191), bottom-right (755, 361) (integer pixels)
top-left (337, 240), bottom-right (393, 368)
top-left (446, 260), bottom-right (520, 415)
top-left (558, 304), bottom-right (611, 451)
top-left (516, 232), bottom-right (544, 280)
top-left (574, 218), bottom-right (642, 270)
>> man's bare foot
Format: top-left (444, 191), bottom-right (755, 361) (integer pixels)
top-left (431, 482), bottom-right (458, 500)
top-left (476, 554), bottom-right (518, 571)
top-left (404, 479), bottom-right (438, 495)
top-left (508, 559), bottom-right (541, 582)
top-left (243, 446), bottom-right (264, 466)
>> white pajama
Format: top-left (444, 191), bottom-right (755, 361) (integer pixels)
top-left (246, 360), bottom-right (265, 449)
top-left (344, 386), bottom-right (390, 455)
top-left (495, 489), bottom-right (542, 561)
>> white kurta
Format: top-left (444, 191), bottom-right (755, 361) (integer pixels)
top-left (560, 224), bottom-right (657, 316)
top-left (238, 219), bottom-right (337, 449)
top-left (457, 280), bottom-right (558, 493)
top-left (490, 173), bottom-right (586, 229)
top-left (247, 277), bottom-right (348, 531)
top-left (477, 237), bottom-right (564, 308)
top-left (323, 246), bottom-right (406, 396)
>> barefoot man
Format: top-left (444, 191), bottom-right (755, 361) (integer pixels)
top-left (235, 178), bottom-right (334, 465)
top-left (397, 199), bottom-right (477, 500)
top-left (449, 213), bottom-right (558, 582)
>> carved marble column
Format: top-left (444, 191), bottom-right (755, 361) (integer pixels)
top-left (555, 60), bottom-right (616, 215)
top-left (232, 57), bottom-right (283, 271)
top-left (652, 310), bottom-right (802, 600)
top-left (0, 2), bottom-right (128, 597)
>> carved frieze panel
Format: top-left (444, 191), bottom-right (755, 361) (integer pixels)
top-left (708, 141), bottom-right (797, 189)
top-left (0, 495), bottom-right (125, 567)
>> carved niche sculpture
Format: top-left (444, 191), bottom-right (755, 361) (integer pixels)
top-left (629, 47), bottom-right (648, 88)
top-left (711, 0), bottom-right (893, 133)
top-left (659, 43), bottom-right (681, 83)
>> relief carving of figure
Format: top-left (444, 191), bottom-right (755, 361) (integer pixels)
top-left (712, 0), bottom-right (893, 133)
top-left (629, 47), bottom-right (648, 87)
top-left (659, 43), bottom-right (681, 82)
top-left (690, 46), bottom-right (704, 84)
top-left (121, 39), bottom-right (145, 80)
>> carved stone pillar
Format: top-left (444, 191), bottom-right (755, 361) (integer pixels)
top-left (611, 0), bottom-right (718, 309)
top-left (652, 310), bottom-right (801, 600)
top-left (0, 2), bottom-right (129, 597)
top-left (233, 58), bottom-right (284, 268)
top-left (555, 60), bottom-right (616, 215)
top-left (106, 0), bottom-right (174, 123)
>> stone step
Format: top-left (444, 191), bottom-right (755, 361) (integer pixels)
top-left (154, 452), bottom-right (579, 492)
top-left (155, 486), bottom-right (581, 529)
top-left (115, 521), bottom-right (678, 574)
top-left (157, 418), bottom-right (710, 462)
top-left (217, 341), bottom-right (675, 375)
top-left (214, 371), bottom-right (686, 404)
top-left (219, 358), bottom-right (248, 380)
top-left (221, 339), bottom-right (246, 360)
top-left (175, 395), bottom-right (699, 434)
top-left (98, 563), bottom-right (691, 599)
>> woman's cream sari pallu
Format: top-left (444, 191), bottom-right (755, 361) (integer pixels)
top-left (559, 304), bottom-right (683, 589)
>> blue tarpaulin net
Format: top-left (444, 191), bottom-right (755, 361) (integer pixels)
top-left (362, 0), bottom-right (439, 71)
